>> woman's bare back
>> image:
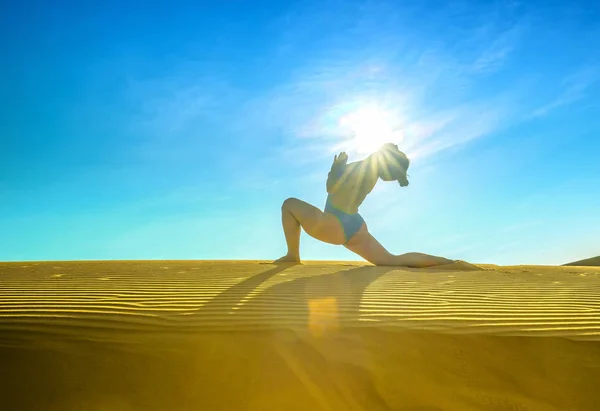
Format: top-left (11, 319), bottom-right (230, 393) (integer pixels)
top-left (326, 157), bottom-right (379, 214)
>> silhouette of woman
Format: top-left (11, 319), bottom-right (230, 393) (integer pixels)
top-left (275, 143), bottom-right (456, 267)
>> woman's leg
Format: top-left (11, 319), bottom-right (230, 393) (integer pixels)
top-left (275, 197), bottom-right (345, 262)
top-left (344, 225), bottom-right (454, 267)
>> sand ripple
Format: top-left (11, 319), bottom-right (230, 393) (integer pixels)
top-left (1, 261), bottom-right (600, 344)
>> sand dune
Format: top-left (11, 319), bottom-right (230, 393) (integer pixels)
top-left (1, 260), bottom-right (600, 410)
top-left (564, 255), bottom-right (600, 267)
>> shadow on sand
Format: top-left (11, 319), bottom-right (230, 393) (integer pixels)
top-left (192, 263), bottom-right (400, 331)
top-left (198, 263), bottom-right (290, 314)
top-left (195, 260), bottom-right (481, 329)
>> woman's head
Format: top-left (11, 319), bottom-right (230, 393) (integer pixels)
top-left (375, 143), bottom-right (410, 187)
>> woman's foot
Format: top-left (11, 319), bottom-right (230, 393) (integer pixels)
top-left (274, 254), bottom-right (301, 263)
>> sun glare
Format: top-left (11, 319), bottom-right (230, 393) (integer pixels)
top-left (339, 106), bottom-right (399, 154)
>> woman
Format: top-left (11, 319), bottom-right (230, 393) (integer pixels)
top-left (275, 143), bottom-right (456, 267)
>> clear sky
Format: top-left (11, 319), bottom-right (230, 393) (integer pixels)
top-left (2, 0), bottom-right (599, 265)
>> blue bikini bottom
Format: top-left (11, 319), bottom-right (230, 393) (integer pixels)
top-left (324, 197), bottom-right (365, 243)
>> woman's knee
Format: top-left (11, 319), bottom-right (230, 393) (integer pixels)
top-left (397, 252), bottom-right (421, 265)
top-left (400, 252), bottom-right (420, 259)
top-left (398, 252), bottom-right (447, 267)
top-left (282, 197), bottom-right (300, 210)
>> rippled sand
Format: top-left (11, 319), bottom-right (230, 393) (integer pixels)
top-left (1, 260), bottom-right (599, 410)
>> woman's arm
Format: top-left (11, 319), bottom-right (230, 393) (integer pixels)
top-left (326, 152), bottom-right (348, 194)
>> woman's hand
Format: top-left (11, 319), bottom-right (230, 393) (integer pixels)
top-left (333, 152), bottom-right (348, 167)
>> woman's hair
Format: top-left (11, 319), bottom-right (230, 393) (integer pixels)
top-left (376, 143), bottom-right (410, 187)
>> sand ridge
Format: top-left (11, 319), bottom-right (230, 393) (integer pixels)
top-left (1, 260), bottom-right (599, 344)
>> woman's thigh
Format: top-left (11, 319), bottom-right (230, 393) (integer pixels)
top-left (344, 224), bottom-right (394, 265)
top-left (283, 198), bottom-right (345, 244)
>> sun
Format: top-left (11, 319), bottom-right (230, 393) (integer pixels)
top-left (338, 105), bottom-right (399, 154)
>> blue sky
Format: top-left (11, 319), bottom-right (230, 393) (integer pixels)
top-left (2, 0), bottom-right (599, 265)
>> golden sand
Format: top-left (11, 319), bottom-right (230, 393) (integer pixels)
top-left (1, 260), bottom-right (599, 410)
